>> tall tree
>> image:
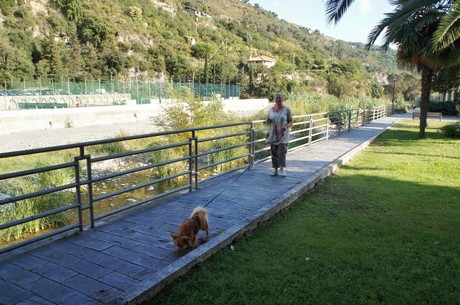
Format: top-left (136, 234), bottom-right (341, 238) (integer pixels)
top-left (41, 35), bottom-right (64, 79)
top-left (324, 0), bottom-right (460, 138)
top-left (367, 1), bottom-right (459, 138)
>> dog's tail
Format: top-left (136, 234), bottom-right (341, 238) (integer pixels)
top-left (191, 206), bottom-right (208, 219)
top-left (191, 206), bottom-right (209, 233)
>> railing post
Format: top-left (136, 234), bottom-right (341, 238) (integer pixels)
top-left (355, 108), bottom-right (361, 127)
top-left (86, 154), bottom-right (95, 228)
top-left (78, 145), bottom-right (95, 228)
top-left (193, 131), bottom-right (199, 190)
top-left (308, 115), bottom-right (313, 145)
top-left (354, 108), bottom-right (357, 125)
top-left (74, 156), bottom-right (84, 232)
top-left (249, 123), bottom-right (255, 168)
top-left (188, 137), bottom-right (193, 192)
top-left (338, 112), bottom-right (342, 135)
top-left (326, 112), bottom-right (330, 140)
top-left (348, 110), bottom-right (352, 132)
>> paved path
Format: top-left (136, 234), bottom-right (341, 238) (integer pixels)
top-left (0, 115), bottom-right (425, 304)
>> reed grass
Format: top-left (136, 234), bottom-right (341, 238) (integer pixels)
top-left (0, 161), bottom-right (74, 242)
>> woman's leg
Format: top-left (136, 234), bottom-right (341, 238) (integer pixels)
top-left (271, 144), bottom-right (280, 168)
top-left (278, 144), bottom-right (288, 171)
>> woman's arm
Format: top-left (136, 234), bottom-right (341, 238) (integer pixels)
top-left (284, 107), bottom-right (293, 130)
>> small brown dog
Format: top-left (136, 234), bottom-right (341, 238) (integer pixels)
top-left (169, 206), bottom-right (210, 252)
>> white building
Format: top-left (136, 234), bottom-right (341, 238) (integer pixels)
top-left (247, 55), bottom-right (277, 68)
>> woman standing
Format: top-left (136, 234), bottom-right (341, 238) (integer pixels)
top-left (266, 93), bottom-right (293, 176)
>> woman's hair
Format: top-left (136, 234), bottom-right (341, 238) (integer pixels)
top-left (274, 92), bottom-right (284, 102)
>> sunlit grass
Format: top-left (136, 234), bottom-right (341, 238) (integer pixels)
top-left (149, 120), bottom-right (460, 305)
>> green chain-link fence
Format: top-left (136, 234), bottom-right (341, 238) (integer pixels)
top-left (1, 79), bottom-right (240, 103)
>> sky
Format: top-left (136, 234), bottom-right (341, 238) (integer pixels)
top-left (249, 0), bottom-right (395, 45)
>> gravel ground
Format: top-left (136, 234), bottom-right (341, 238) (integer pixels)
top-left (0, 120), bottom-right (158, 153)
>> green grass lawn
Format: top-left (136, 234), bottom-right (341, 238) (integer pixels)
top-left (149, 120), bottom-right (460, 305)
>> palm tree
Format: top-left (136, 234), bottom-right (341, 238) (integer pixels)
top-left (325, 0), bottom-right (460, 48)
top-left (367, 1), bottom-right (459, 137)
top-left (325, 0), bottom-right (459, 138)
top-left (430, 2), bottom-right (460, 96)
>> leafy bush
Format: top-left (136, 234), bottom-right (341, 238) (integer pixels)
top-left (394, 99), bottom-right (411, 113)
top-left (429, 101), bottom-right (459, 115)
top-left (154, 87), bottom-right (228, 131)
top-left (0, 0), bottom-right (15, 15)
top-left (286, 89), bottom-right (386, 115)
top-left (440, 123), bottom-right (460, 139)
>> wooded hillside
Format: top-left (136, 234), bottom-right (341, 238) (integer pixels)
top-left (0, 0), bottom-right (420, 99)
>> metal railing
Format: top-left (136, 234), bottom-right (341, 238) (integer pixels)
top-left (0, 106), bottom-right (388, 253)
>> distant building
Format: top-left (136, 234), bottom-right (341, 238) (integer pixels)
top-left (440, 89), bottom-right (457, 102)
top-left (247, 55), bottom-right (277, 68)
top-left (185, 36), bottom-right (196, 45)
top-left (184, 6), bottom-right (201, 17)
top-left (184, 6), bottom-right (212, 19)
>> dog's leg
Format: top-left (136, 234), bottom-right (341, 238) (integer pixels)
top-left (192, 235), bottom-right (198, 247)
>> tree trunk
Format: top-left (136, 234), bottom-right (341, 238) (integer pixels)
top-left (419, 66), bottom-right (433, 138)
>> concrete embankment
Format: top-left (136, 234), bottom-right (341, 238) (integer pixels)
top-left (0, 99), bottom-right (269, 135)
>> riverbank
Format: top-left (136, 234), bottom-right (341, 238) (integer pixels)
top-left (0, 99), bottom-right (270, 153)
top-left (0, 121), bottom-right (157, 153)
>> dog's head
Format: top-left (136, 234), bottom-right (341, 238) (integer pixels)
top-left (169, 232), bottom-right (193, 252)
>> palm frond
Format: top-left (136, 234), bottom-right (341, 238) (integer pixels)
top-left (367, 1), bottom-right (454, 59)
top-left (324, 0), bottom-right (355, 25)
top-left (366, 2), bottom-right (420, 50)
top-left (432, 2), bottom-right (460, 51)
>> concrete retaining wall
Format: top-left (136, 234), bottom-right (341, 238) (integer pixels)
top-left (0, 94), bottom-right (131, 110)
top-left (0, 98), bottom-right (270, 135)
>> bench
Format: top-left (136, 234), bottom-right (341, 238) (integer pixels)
top-left (412, 111), bottom-right (442, 121)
